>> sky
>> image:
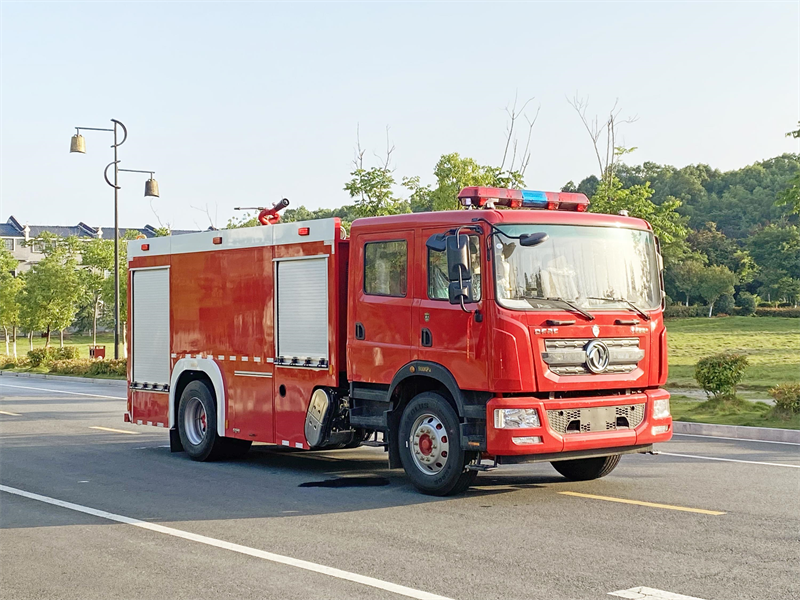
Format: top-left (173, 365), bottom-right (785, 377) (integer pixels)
top-left (1, 1), bottom-right (798, 231)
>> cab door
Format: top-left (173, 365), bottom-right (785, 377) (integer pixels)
top-left (413, 228), bottom-right (489, 390)
top-left (348, 231), bottom-right (415, 384)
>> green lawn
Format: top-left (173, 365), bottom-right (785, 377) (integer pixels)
top-left (666, 317), bottom-right (800, 391)
top-left (671, 394), bottom-right (800, 430)
top-left (3, 333), bottom-right (118, 360)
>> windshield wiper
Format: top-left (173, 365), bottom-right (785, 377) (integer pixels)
top-left (521, 296), bottom-right (595, 321)
top-left (585, 296), bottom-right (651, 321)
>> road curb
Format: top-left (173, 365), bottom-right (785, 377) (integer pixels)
top-left (0, 370), bottom-right (126, 387)
top-left (674, 421), bottom-right (800, 443)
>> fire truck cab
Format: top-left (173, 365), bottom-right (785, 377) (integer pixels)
top-left (126, 187), bottom-right (672, 496)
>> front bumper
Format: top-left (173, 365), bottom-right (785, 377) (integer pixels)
top-left (485, 388), bottom-right (672, 457)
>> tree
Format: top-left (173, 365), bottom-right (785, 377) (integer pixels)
top-left (0, 247), bottom-right (22, 356)
top-left (403, 153), bottom-right (527, 213)
top-left (776, 124), bottom-right (800, 215)
top-left (688, 222), bottom-right (756, 284)
top-left (568, 94), bottom-right (637, 187)
top-left (671, 259), bottom-right (706, 306)
top-left (747, 223), bottom-right (800, 303)
top-left (344, 129), bottom-right (409, 218)
top-left (696, 265), bottom-right (736, 317)
top-left (22, 234), bottom-right (81, 347)
top-left (100, 231), bottom-right (141, 357)
top-left (80, 238), bottom-right (114, 347)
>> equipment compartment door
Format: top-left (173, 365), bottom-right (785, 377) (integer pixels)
top-left (131, 268), bottom-right (170, 386)
top-left (348, 230), bottom-right (414, 383)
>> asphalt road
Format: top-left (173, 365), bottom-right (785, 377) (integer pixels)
top-left (1, 377), bottom-right (798, 600)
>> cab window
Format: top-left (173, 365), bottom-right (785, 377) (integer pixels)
top-left (364, 240), bottom-right (407, 297)
top-left (427, 235), bottom-right (482, 301)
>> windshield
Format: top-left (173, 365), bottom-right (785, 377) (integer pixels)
top-left (494, 224), bottom-right (661, 311)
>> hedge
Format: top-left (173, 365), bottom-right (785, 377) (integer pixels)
top-left (754, 308), bottom-right (800, 318)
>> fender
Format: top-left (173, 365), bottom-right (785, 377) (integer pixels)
top-left (388, 361), bottom-right (465, 416)
top-left (169, 358), bottom-right (226, 437)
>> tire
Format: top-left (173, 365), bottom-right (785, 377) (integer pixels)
top-left (551, 454), bottom-right (622, 481)
top-left (177, 380), bottom-right (229, 461)
top-left (398, 392), bottom-right (478, 496)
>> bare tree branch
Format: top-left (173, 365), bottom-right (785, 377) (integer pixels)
top-left (190, 203), bottom-right (218, 230)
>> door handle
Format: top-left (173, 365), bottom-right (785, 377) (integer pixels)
top-left (355, 322), bottom-right (365, 340)
top-left (421, 328), bottom-right (432, 347)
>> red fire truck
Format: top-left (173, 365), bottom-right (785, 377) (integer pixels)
top-left (126, 187), bottom-right (672, 495)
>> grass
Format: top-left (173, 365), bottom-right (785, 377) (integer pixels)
top-left (671, 394), bottom-right (800, 430)
top-left (1, 333), bottom-right (125, 379)
top-left (666, 316), bottom-right (800, 391)
top-left (2, 333), bottom-right (117, 360)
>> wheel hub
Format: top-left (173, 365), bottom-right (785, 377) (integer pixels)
top-left (183, 396), bottom-right (208, 446)
top-left (410, 413), bottom-right (450, 475)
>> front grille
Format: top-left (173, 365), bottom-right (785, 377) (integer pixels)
top-left (546, 404), bottom-right (645, 434)
top-left (542, 338), bottom-right (644, 376)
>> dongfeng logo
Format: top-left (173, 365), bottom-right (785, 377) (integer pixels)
top-left (584, 340), bottom-right (610, 373)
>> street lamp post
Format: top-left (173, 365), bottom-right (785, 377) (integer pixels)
top-left (70, 120), bottom-right (160, 360)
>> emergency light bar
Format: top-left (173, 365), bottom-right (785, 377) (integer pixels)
top-left (457, 187), bottom-right (589, 212)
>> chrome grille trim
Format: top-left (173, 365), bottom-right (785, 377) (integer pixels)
top-left (546, 404), bottom-right (646, 434)
top-left (542, 338), bottom-right (644, 375)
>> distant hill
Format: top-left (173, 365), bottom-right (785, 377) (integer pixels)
top-left (572, 154), bottom-right (799, 239)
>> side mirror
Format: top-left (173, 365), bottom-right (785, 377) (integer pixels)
top-left (449, 281), bottom-right (473, 305)
top-left (446, 233), bottom-right (471, 283)
top-left (519, 232), bottom-right (549, 247)
top-left (426, 233), bottom-right (447, 252)
top-left (446, 233), bottom-right (472, 305)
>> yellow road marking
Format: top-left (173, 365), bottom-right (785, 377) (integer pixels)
top-left (0, 410), bottom-right (22, 416)
top-left (89, 426), bottom-right (140, 435)
top-left (558, 491), bottom-right (725, 515)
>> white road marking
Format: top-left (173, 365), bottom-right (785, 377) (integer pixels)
top-left (0, 484), bottom-right (455, 600)
top-left (658, 451), bottom-right (799, 469)
top-left (609, 586), bottom-right (706, 599)
top-left (89, 426), bottom-right (140, 435)
top-left (672, 432), bottom-right (800, 446)
top-left (0, 383), bottom-right (125, 400)
top-left (0, 409), bottom-right (22, 416)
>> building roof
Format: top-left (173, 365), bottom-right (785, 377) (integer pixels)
top-left (2, 217), bottom-right (199, 239)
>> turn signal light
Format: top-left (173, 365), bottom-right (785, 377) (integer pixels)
top-left (141, 243), bottom-right (150, 251)
top-left (298, 227), bottom-right (310, 236)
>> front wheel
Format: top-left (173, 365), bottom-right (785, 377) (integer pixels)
top-left (551, 454), bottom-right (621, 481)
top-left (398, 392), bottom-right (478, 496)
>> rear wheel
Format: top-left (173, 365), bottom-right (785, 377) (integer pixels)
top-left (398, 392), bottom-right (478, 496)
top-left (178, 380), bottom-right (250, 461)
top-left (551, 454), bottom-right (621, 481)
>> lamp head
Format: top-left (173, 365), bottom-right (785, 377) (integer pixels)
top-left (70, 133), bottom-right (86, 154)
top-left (144, 177), bottom-right (159, 198)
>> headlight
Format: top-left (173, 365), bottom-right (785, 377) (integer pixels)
top-left (494, 408), bottom-right (540, 429)
top-left (653, 398), bottom-right (670, 420)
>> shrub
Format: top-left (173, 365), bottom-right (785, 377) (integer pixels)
top-left (755, 308), bottom-right (800, 318)
top-left (50, 359), bottom-right (93, 376)
top-left (715, 294), bottom-right (735, 315)
top-left (664, 305), bottom-right (707, 318)
top-left (87, 359), bottom-right (127, 377)
top-left (54, 346), bottom-right (79, 360)
top-left (769, 383), bottom-right (800, 414)
top-left (695, 353), bottom-right (749, 399)
top-left (1, 356), bottom-right (30, 369)
top-left (735, 292), bottom-right (757, 315)
top-left (26, 346), bottom-right (80, 367)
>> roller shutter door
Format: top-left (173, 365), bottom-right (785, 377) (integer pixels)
top-left (132, 268), bottom-right (170, 385)
top-left (276, 258), bottom-right (328, 361)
